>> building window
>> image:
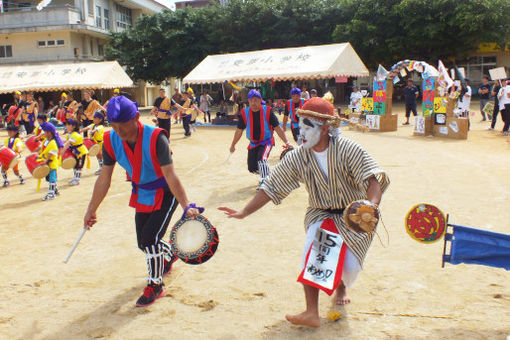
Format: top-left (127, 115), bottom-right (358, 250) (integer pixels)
top-left (57, 40), bottom-right (65, 46)
top-left (88, 0), bottom-right (94, 16)
top-left (104, 8), bottom-right (110, 30)
top-left (458, 56), bottom-right (497, 84)
top-left (98, 44), bottom-right (104, 56)
top-left (38, 40), bottom-right (65, 48)
top-left (115, 4), bottom-right (132, 29)
top-left (37, 41), bottom-right (46, 47)
top-left (96, 6), bottom-right (102, 28)
top-left (0, 45), bottom-right (13, 58)
top-left (90, 40), bottom-right (94, 56)
top-left (47, 40), bottom-right (55, 46)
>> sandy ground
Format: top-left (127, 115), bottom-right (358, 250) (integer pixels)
top-left (1, 105), bottom-right (510, 340)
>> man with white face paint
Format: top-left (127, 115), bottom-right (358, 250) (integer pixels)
top-left (229, 89), bottom-right (292, 186)
top-left (220, 97), bottom-right (389, 328)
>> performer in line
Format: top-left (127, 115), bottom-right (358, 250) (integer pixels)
top-left (21, 92), bottom-right (38, 135)
top-left (6, 90), bottom-right (24, 127)
top-left (77, 89), bottom-right (105, 132)
top-left (228, 89), bottom-right (292, 187)
top-left (83, 95), bottom-right (200, 307)
top-left (81, 111), bottom-right (105, 175)
top-left (220, 97), bottom-right (389, 328)
top-left (179, 90), bottom-right (202, 137)
top-left (150, 88), bottom-right (190, 140)
top-left (1, 126), bottom-right (26, 187)
top-left (61, 119), bottom-right (88, 186)
top-left (282, 87), bottom-right (307, 142)
top-left (39, 122), bottom-right (63, 200)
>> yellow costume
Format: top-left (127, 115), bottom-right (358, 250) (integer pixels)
top-left (4, 137), bottom-right (23, 154)
top-left (88, 123), bottom-right (104, 147)
top-left (65, 132), bottom-right (88, 158)
top-left (83, 100), bottom-right (102, 120)
top-left (157, 97), bottom-right (172, 119)
top-left (23, 101), bottom-right (38, 122)
top-left (33, 126), bottom-right (47, 143)
top-left (39, 139), bottom-right (59, 170)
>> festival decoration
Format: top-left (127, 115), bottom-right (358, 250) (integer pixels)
top-left (405, 203), bottom-right (446, 243)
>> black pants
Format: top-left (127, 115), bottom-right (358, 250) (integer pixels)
top-left (74, 155), bottom-right (86, 170)
top-left (157, 118), bottom-right (171, 137)
top-left (247, 144), bottom-right (272, 173)
top-left (135, 191), bottom-right (178, 251)
top-left (23, 120), bottom-right (34, 134)
top-left (205, 111), bottom-right (211, 123)
top-left (82, 119), bottom-right (93, 137)
top-left (183, 115), bottom-right (191, 136)
top-left (503, 104), bottom-right (510, 132)
top-left (405, 103), bottom-right (418, 118)
top-left (491, 103), bottom-right (500, 129)
top-left (291, 126), bottom-right (300, 142)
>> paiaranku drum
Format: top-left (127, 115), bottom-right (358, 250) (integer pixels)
top-left (83, 138), bottom-right (100, 157)
top-left (0, 147), bottom-right (19, 169)
top-left (25, 153), bottom-right (49, 179)
top-left (25, 135), bottom-right (41, 153)
top-left (169, 215), bottom-right (219, 265)
top-left (61, 150), bottom-right (76, 169)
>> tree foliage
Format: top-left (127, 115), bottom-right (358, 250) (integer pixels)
top-left (106, 0), bottom-right (510, 83)
top-left (332, 0), bottom-right (510, 67)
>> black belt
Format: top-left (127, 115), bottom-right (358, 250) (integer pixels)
top-left (325, 208), bottom-right (345, 215)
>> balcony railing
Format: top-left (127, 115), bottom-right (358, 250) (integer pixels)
top-left (0, 5), bottom-right (82, 29)
top-left (0, 54), bottom-right (105, 64)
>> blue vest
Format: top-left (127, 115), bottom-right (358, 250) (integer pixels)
top-left (287, 98), bottom-right (305, 128)
top-left (104, 122), bottom-right (168, 212)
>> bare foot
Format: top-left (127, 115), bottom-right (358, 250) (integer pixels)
top-left (334, 284), bottom-right (351, 305)
top-left (285, 311), bottom-right (321, 328)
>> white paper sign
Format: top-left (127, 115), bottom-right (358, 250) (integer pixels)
top-left (302, 227), bottom-right (343, 290)
top-left (414, 116), bottom-right (425, 134)
top-left (439, 126), bottom-right (448, 135)
top-left (350, 117), bottom-right (359, 124)
top-left (449, 121), bottom-right (459, 133)
top-left (489, 67), bottom-right (507, 80)
top-left (366, 115), bottom-right (380, 130)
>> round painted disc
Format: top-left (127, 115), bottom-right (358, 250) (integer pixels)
top-left (405, 203), bottom-right (446, 243)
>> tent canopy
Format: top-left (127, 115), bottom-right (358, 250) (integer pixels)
top-left (0, 61), bottom-right (133, 94)
top-left (183, 43), bottom-right (369, 84)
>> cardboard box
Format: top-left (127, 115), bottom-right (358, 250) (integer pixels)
top-left (432, 117), bottom-right (468, 139)
top-left (413, 116), bottom-right (433, 136)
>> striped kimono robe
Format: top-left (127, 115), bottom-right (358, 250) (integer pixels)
top-left (260, 136), bottom-right (390, 266)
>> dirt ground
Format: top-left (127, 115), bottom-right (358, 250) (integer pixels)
top-left (1, 106), bottom-right (510, 340)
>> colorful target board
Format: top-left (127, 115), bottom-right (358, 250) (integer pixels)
top-left (405, 203), bottom-right (446, 243)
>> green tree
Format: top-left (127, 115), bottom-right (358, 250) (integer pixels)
top-left (332, 0), bottom-right (510, 68)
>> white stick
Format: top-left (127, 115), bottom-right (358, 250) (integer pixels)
top-left (64, 228), bottom-right (88, 264)
top-left (224, 152), bottom-right (233, 163)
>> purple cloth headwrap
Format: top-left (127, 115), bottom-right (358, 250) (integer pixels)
top-left (107, 95), bottom-right (138, 123)
top-left (290, 87), bottom-right (301, 96)
top-left (65, 118), bottom-right (78, 126)
top-left (41, 122), bottom-right (64, 149)
top-left (247, 89), bottom-right (262, 99)
top-left (94, 111), bottom-right (105, 119)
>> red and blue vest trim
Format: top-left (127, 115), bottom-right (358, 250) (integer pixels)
top-left (104, 121), bottom-right (169, 213)
top-left (287, 98), bottom-right (306, 128)
top-left (241, 105), bottom-right (274, 149)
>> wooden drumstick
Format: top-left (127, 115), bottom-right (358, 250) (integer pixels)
top-left (224, 152), bottom-right (233, 163)
top-left (64, 227), bottom-right (88, 264)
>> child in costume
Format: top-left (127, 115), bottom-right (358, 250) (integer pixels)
top-left (2, 125), bottom-right (25, 187)
top-left (80, 111), bottom-right (105, 175)
top-left (39, 123), bottom-right (63, 200)
top-left (61, 119), bottom-right (88, 185)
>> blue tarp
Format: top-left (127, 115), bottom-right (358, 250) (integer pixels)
top-left (444, 224), bottom-right (510, 270)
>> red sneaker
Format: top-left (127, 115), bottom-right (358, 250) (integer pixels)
top-left (135, 284), bottom-right (165, 307)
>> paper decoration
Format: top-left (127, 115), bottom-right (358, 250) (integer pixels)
top-left (483, 101), bottom-right (494, 117)
top-left (372, 80), bottom-right (386, 115)
top-left (437, 60), bottom-right (454, 91)
top-left (366, 115), bottom-right (380, 130)
top-left (393, 76), bottom-right (400, 84)
top-left (361, 97), bottom-right (373, 113)
top-left (434, 113), bottom-right (446, 125)
top-left (376, 65), bottom-right (389, 81)
top-left (489, 67), bottom-right (507, 80)
top-left (400, 69), bottom-right (407, 77)
top-left (433, 97), bottom-right (447, 113)
top-left (422, 77), bottom-right (435, 116)
top-left (414, 116), bottom-right (425, 134)
top-left (405, 203), bottom-right (446, 243)
top-left (439, 126), bottom-right (448, 134)
top-left (36, 0), bottom-right (52, 11)
top-left (449, 121), bottom-right (459, 133)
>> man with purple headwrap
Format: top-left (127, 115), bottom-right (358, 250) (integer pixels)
top-left (39, 122), bottom-right (63, 200)
top-left (229, 90), bottom-right (292, 187)
top-left (83, 95), bottom-right (200, 307)
top-left (283, 87), bottom-right (307, 143)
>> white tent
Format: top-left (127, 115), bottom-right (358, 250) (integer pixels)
top-left (0, 61), bottom-right (133, 94)
top-left (183, 43), bottom-right (369, 84)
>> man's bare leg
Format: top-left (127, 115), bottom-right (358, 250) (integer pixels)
top-left (334, 281), bottom-right (351, 305)
top-left (285, 284), bottom-right (321, 328)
